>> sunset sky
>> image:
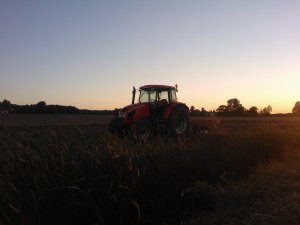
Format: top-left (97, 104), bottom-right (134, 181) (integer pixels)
top-left (1, 1), bottom-right (299, 113)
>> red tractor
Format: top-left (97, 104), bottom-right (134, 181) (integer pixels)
top-left (108, 84), bottom-right (190, 141)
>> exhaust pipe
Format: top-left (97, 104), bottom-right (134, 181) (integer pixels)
top-left (132, 86), bottom-right (136, 104)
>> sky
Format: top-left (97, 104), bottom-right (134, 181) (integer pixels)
top-left (1, 0), bottom-right (299, 113)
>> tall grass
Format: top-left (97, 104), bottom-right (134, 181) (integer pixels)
top-left (0, 124), bottom-right (294, 225)
top-left (186, 147), bottom-right (300, 225)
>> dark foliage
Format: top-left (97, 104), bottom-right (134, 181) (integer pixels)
top-left (0, 99), bottom-right (115, 115)
top-left (193, 98), bottom-right (274, 117)
top-left (292, 101), bottom-right (300, 116)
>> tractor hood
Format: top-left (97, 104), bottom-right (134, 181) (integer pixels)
top-left (119, 102), bottom-right (149, 118)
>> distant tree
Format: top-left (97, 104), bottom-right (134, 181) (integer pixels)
top-left (190, 106), bottom-right (195, 116)
top-left (189, 106), bottom-right (207, 117)
top-left (36, 101), bottom-right (46, 114)
top-left (193, 109), bottom-right (201, 116)
top-left (227, 98), bottom-right (241, 112)
top-left (247, 106), bottom-right (258, 116)
top-left (216, 105), bottom-right (227, 114)
top-left (195, 107), bottom-right (207, 117)
top-left (292, 101), bottom-right (300, 116)
top-left (227, 98), bottom-right (245, 115)
top-left (0, 100), bottom-right (116, 115)
top-left (260, 105), bottom-right (272, 116)
top-left (216, 98), bottom-right (245, 116)
top-left (1, 99), bottom-right (11, 108)
top-left (200, 107), bottom-right (207, 116)
top-left (54, 105), bottom-right (66, 114)
top-left (235, 105), bottom-right (246, 115)
top-left (66, 106), bottom-right (79, 114)
top-left (45, 105), bottom-right (57, 114)
top-left (17, 104), bottom-right (33, 114)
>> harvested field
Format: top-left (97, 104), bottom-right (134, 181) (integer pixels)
top-left (192, 116), bottom-right (300, 132)
top-left (0, 114), bottom-right (300, 225)
top-left (0, 114), bottom-right (114, 127)
top-left (1, 114), bottom-right (299, 132)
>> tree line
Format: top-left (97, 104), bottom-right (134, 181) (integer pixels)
top-left (1, 98), bottom-right (300, 116)
top-left (190, 98), bottom-right (300, 117)
top-left (0, 99), bottom-right (115, 115)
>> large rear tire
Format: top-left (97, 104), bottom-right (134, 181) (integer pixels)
top-left (133, 119), bottom-right (152, 142)
top-left (169, 108), bottom-right (190, 135)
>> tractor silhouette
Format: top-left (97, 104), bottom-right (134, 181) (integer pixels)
top-left (108, 84), bottom-right (190, 141)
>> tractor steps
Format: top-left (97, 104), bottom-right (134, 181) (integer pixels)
top-left (156, 118), bottom-right (166, 132)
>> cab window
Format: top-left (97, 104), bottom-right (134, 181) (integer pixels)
top-left (139, 90), bottom-right (148, 103)
top-left (139, 90), bottom-right (156, 103)
top-left (158, 91), bottom-right (169, 103)
top-left (170, 89), bottom-right (177, 102)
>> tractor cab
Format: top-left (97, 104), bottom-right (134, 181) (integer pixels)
top-left (134, 85), bottom-right (177, 105)
top-left (133, 85), bottom-right (178, 118)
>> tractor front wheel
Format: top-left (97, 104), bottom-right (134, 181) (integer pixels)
top-left (133, 119), bottom-right (152, 142)
top-left (169, 108), bottom-right (190, 135)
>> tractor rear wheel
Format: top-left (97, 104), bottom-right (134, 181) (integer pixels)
top-left (133, 119), bottom-right (152, 142)
top-left (169, 108), bottom-right (190, 135)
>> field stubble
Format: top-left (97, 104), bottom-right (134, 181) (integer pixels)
top-left (0, 115), bottom-right (300, 225)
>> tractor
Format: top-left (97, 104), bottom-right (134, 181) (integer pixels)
top-left (108, 84), bottom-right (190, 141)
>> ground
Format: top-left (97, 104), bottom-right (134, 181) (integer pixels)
top-left (186, 146), bottom-right (300, 225)
top-left (0, 114), bottom-right (299, 225)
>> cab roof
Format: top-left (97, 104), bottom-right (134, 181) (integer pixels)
top-left (140, 85), bottom-right (175, 90)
